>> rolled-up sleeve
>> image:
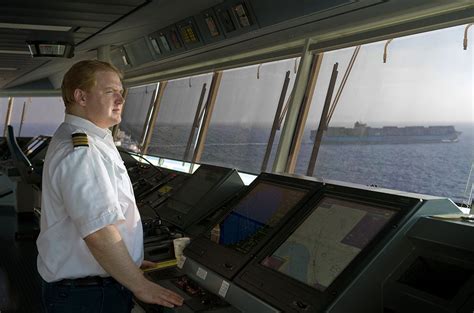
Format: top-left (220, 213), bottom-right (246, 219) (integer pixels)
top-left (56, 147), bottom-right (125, 238)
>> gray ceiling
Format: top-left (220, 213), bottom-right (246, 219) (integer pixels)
top-left (0, 0), bottom-right (222, 90)
top-left (0, 0), bottom-right (155, 89)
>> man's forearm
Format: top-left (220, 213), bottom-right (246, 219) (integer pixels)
top-left (84, 224), bottom-right (184, 308)
top-left (84, 224), bottom-right (147, 294)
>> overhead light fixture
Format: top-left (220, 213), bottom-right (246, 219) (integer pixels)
top-left (0, 23), bottom-right (71, 32)
top-left (0, 49), bottom-right (30, 55)
top-left (0, 67), bottom-right (18, 71)
top-left (26, 41), bottom-right (74, 58)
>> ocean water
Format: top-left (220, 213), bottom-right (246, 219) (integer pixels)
top-left (16, 122), bottom-right (473, 204)
top-left (148, 123), bottom-right (474, 204)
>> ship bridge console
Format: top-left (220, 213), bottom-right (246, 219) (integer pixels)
top-left (138, 174), bottom-right (471, 313)
top-left (121, 152), bottom-right (246, 262)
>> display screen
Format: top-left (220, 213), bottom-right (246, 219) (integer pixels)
top-left (179, 23), bottom-right (199, 44)
top-left (167, 166), bottom-right (228, 213)
top-left (261, 197), bottom-right (396, 291)
top-left (210, 181), bottom-right (308, 254)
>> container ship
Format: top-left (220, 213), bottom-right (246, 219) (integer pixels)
top-left (310, 122), bottom-right (462, 144)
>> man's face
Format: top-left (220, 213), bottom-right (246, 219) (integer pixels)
top-left (83, 70), bottom-right (124, 129)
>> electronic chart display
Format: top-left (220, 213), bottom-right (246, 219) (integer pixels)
top-left (261, 196), bottom-right (396, 291)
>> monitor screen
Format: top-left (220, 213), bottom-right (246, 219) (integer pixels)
top-left (261, 196), bottom-right (396, 291)
top-left (168, 166), bottom-right (228, 213)
top-left (209, 181), bottom-right (308, 254)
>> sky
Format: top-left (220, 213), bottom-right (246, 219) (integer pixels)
top-left (190, 24), bottom-right (473, 127)
top-left (307, 24), bottom-right (473, 127)
top-left (0, 97), bottom-right (65, 136)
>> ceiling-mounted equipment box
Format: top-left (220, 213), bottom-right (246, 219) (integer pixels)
top-left (214, 0), bottom-right (259, 38)
top-left (147, 34), bottom-right (164, 59)
top-left (175, 17), bottom-right (205, 50)
top-left (123, 37), bottom-right (154, 66)
top-left (149, 25), bottom-right (186, 58)
top-left (26, 41), bottom-right (74, 58)
top-left (111, 46), bottom-right (132, 71)
top-left (195, 8), bottom-right (226, 44)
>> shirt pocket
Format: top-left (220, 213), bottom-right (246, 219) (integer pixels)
top-left (113, 161), bottom-right (135, 201)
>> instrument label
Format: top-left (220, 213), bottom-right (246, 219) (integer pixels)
top-left (196, 267), bottom-right (208, 280)
top-left (218, 280), bottom-right (230, 297)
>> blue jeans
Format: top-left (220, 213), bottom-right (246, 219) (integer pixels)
top-left (41, 278), bottom-right (134, 313)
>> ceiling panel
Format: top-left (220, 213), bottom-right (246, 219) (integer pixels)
top-left (0, 0), bottom-right (149, 88)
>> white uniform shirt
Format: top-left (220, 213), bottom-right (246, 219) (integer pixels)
top-left (37, 114), bottom-right (143, 282)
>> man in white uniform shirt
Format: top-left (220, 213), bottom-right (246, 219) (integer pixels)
top-left (37, 60), bottom-right (183, 313)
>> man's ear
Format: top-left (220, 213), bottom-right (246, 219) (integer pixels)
top-left (73, 89), bottom-right (87, 107)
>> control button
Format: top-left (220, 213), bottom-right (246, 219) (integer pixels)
top-left (293, 300), bottom-right (309, 310)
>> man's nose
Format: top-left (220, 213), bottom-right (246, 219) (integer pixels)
top-left (116, 93), bottom-right (124, 103)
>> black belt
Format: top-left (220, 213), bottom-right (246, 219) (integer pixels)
top-left (55, 276), bottom-right (118, 287)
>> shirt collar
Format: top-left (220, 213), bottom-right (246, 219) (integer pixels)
top-left (64, 114), bottom-right (112, 139)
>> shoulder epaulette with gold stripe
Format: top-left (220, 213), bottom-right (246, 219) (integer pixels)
top-left (72, 133), bottom-right (89, 148)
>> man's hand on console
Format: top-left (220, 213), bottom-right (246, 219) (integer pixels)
top-left (133, 280), bottom-right (184, 308)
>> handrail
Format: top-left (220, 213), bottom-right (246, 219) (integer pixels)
top-left (383, 39), bottom-right (393, 63)
top-left (464, 23), bottom-right (473, 50)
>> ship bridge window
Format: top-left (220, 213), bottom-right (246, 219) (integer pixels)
top-left (2, 96), bottom-right (65, 137)
top-left (296, 25), bottom-right (473, 204)
top-left (146, 73), bottom-right (213, 161)
top-left (119, 83), bottom-right (158, 152)
top-left (199, 58), bottom-right (299, 173)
